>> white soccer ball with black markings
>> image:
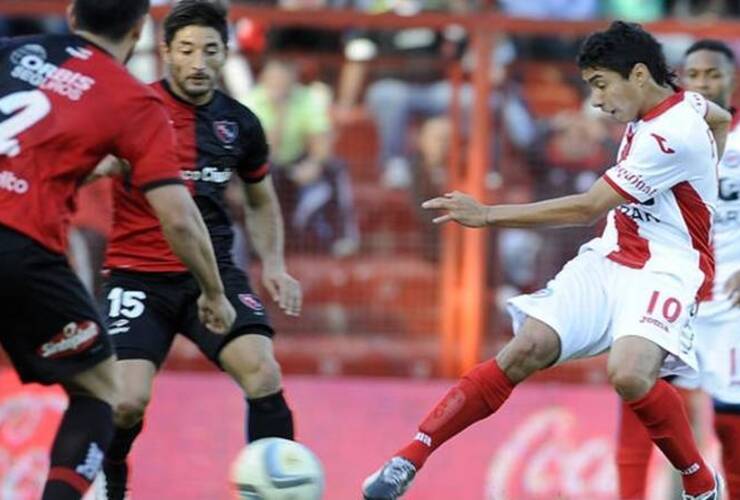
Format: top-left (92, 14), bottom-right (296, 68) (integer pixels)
top-left (230, 438), bottom-right (324, 500)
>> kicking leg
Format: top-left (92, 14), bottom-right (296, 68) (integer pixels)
top-left (362, 317), bottom-right (561, 500)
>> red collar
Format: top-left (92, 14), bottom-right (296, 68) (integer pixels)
top-left (642, 90), bottom-right (685, 122)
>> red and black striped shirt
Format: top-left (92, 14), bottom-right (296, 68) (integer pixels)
top-left (105, 79), bottom-right (270, 272)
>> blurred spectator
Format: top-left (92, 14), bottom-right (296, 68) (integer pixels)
top-left (666, 0), bottom-right (730, 17)
top-left (405, 114), bottom-right (543, 302)
top-left (244, 59), bottom-right (360, 256)
top-left (498, 0), bottom-right (598, 60)
top-left (528, 102), bottom-right (619, 281)
top-left (408, 117), bottom-right (450, 261)
top-left (343, 31), bottom-right (535, 188)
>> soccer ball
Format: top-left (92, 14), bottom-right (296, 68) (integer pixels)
top-left (230, 438), bottom-right (324, 499)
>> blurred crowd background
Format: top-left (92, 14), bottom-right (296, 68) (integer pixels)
top-left (2, 0), bottom-right (740, 381)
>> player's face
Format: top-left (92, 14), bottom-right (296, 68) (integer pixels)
top-left (164, 25), bottom-right (226, 103)
top-left (582, 67), bottom-right (642, 123)
top-left (683, 49), bottom-right (735, 108)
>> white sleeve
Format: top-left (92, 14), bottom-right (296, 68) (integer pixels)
top-left (603, 129), bottom-right (687, 203)
top-left (684, 91), bottom-right (708, 118)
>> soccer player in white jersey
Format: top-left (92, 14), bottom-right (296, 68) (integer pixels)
top-left (362, 21), bottom-right (731, 500)
top-left (616, 38), bottom-right (740, 500)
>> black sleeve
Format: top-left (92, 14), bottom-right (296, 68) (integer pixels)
top-left (236, 109), bottom-right (270, 184)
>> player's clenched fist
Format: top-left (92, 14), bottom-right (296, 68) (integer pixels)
top-left (422, 191), bottom-right (490, 227)
top-left (197, 293), bottom-right (236, 334)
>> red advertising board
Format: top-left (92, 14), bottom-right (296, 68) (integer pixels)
top-left (0, 370), bottom-right (719, 499)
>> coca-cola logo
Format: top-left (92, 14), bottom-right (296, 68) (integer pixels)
top-left (0, 377), bottom-right (66, 499)
top-left (485, 408), bottom-right (616, 499)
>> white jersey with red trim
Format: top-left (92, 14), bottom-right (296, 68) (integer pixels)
top-left (706, 114), bottom-right (740, 305)
top-left (583, 91), bottom-right (717, 301)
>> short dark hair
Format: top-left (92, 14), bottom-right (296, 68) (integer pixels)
top-left (685, 39), bottom-right (736, 65)
top-left (577, 21), bottom-right (676, 87)
top-left (72, 0), bottom-right (150, 42)
top-left (163, 0), bottom-right (229, 47)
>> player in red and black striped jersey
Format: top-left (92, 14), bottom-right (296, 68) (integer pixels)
top-left (0, 1), bottom-right (236, 499)
top-left (96, 3), bottom-right (301, 498)
top-left (105, 76), bottom-right (270, 272)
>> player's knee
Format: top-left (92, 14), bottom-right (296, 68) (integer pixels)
top-left (237, 355), bottom-right (283, 398)
top-left (497, 334), bottom-right (554, 383)
top-left (115, 393), bottom-right (150, 427)
top-left (609, 368), bottom-right (654, 401)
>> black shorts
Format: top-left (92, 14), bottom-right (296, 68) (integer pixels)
top-left (0, 226), bottom-right (111, 384)
top-left (102, 264), bottom-right (273, 368)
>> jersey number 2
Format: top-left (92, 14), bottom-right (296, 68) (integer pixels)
top-left (0, 90), bottom-right (51, 158)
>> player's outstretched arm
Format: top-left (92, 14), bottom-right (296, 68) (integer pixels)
top-left (145, 184), bottom-right (236, 333)
top-left (243, 175), bottom-right (302, 317)
top-left (422, 177), bottom-right (627, 229)
top-left (704, 99), bottom-right (732, 158)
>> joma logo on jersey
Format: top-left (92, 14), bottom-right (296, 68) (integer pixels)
top-left (0, 171), bottom-right (29, 194)
top-left (10, 44), bottom-right (95, 101)
top-left (38, 321), bottom-right (99, 359)
top-left (639, 315), bottom-right (669, 333)
top-left (181, 167), bottom-right (232, 184)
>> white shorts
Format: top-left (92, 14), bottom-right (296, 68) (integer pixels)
top-left (507, 250), bottom-right (699, 378)
top-left (675, 299), bottom-right (740, 404)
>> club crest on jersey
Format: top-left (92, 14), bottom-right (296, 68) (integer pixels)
top-left (213, 120), bottom-right (239, 144)
top-left (238, 293), bottom-right (264, 311)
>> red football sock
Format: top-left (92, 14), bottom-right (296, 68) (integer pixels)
top-left (617, 400), bottom-right (654, 499)
top-left (396, 359), bottom-right (515, 469)
top-left (627, 379), bottom-right (714, 496)
top-left (714, 412), bottom-right (740, 500)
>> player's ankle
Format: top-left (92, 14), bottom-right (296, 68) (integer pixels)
top-left (396, 439), bottom-right (431, 470)
top-left (680, 461), bottom-right (715, 496)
